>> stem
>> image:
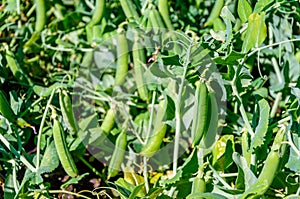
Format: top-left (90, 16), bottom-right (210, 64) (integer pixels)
top-left (270, 92), bottom-right (282, 118)
top-left (36, 89), bottom-right (56, 171)
top-left (231, 81), bottom-right (254, 137)
top-left (145, 91), bottom-right (156, 144)
top-left (172, 44), bottom-right (191, 175)
top-left (19, 96), bottom-right (43, 118)
top-left (78, 156), bottom-right (103, 177)
top-left (143, 156), bottom-right (149, 193)
top-left (247, 38), bottom-right (300, 57)
top-left (28, 190), bottom-right (93, 199)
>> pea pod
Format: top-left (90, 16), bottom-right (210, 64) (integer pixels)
top-left (24, 0), bottom-right (46, 50)
top-left (115, 27), bottom-right (129, 86)
top-left (52, 110), bottom-right (78, 177)
top-left (239, 128), bottom-right (286, 198)
top-left (191, 81), bottom-right (208, 147)
top-left (141, 100), bottom-right (167, 157)
top-left (108, 131), bottom-right (127, 179)
top-left (86, 0), bottom-right (105, 42)
top-left (5, 48), bottom-right (32, 85)
top-left (204, 0), bottom-right (224, 27)
top-left (132, 33), bottom-right (148, 101)
top-left (120, 0), bottom-right (140, 22)
top-left (59, 89), bottom-right (78, 135)
top-left (0, 90), bottom-right (16, 123)
top-left (100, 108), bottom-right (115, 135)
top-left (158, 0), bottom-right (173, 30)
top-left (191, 167), bottom-right (206, 198)
top-left (149, 7), bottom-right (165, 33)
top-left (202, 91), bottom-right (218, 148)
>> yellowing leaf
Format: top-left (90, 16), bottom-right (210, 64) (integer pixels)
top-left (242, 12), bottom-right (267, 53)
top-left (238, 0), bottom-right (252, 23)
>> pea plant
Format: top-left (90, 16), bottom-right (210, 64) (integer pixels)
top-left (0, 0), bottom-right (300, 198)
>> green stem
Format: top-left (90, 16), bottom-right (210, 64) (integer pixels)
top-left (145, 91), bottom-right (156, 144)
top-left (143, 156), bottom-right (149, 193)
top-left (78, 156), bottom-right (103, 177)
top-left (36, 89), bottom-right (56, 171)
top-left (173, 44), bottom-right (191, 175)
top-left (247, 38), bottom-right (300, 57)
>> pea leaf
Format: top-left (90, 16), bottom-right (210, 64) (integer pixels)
top-left (238, 0), bottom-right (252, 23)
top-left (39, 141), bottom-right (59, 174)
top-left (251, 99), bottom-right (270, 149)
top-left (254, 0), bottom-right (274, 13)
top-left (241, 12), bottom-right (267, 53)
top-left (285, 133), bottom-right (300, 173)
top-left (232, 152), bottom-right (257, 190)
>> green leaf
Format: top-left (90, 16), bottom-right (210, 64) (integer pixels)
top-left (212, 135), bottom-right (235, 170)
top-left (4, 172), bottom-right (15, 199)
top-left (253, 0), bottom-right (274, 13)
top-left (241, 12), bottom-right (267, 53)
top-left (187, 192), bottom-right (228, 199)
top-left (232, 152), bottom-right (257, 190)
top-left (115, 178), bottom-right (133, 198)
top-left (285, 133), bottom-right (300, 173)
top-left (39, 141), bottom-right (59, 174)
top-left (238, 0), bottom-right (253, 23)
top-left (128, 183), bottom-right (145, 199)
top-left (251, 99), bottom-right (270, 149)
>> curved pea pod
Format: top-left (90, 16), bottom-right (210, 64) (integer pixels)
top-left (239, 128), bottom-right (286, 199)
top-left (120, 0), bottom-right (140, 22)
top-left (132, 33), bottom-right (148, 101)
top-left (115, 28), bottom-right (129, 86)
top-left (204, 0), bottom-right (224, 27)
top-left (149, 7), bottom-right (165, 34)
top-left (100, 108), bottom-right (115, 135)
top-left (158, 0), bottom-right (173, 30)
top-left (202, 91), bottom-right (219, 148)
top-left (59, 89), bottom-right (79, 135)
top-left (52, 111), bottom-right (78, 177)
top-left (191, 82), bottom-right (208, 147)
top-left (108, 131), bottom-right (127, 179)
top-left (24, 0), bottom-right (46, 50)
top-left (140, 125), bottom-right (167, 158)
top-left (5, 48), bottom-right (31, 85)
top-left (0, 90), bottom-right (16, 123)
top-left (140, 100), bottom-right (167, 157)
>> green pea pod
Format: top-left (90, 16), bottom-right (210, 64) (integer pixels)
top-left (24, 0), bottom-right (46, 50)
top-left (100, 108), bottom-right (115, 135)
top-left (0, 90), bottom-right (16, 123)
top-left (141, 100), bottom-right (167, 158)
top-left (202, 91), bottom-right (218, 148)
top-left (108, 131), bottom-right (127, 179)
top-left (120, 0), bottom-right (140, 22)
top-left (5, 48), bottom-right (32, 85)
top-left (158, 0), bottom-right (173, 30)
top-left (115, 28), bottom-right (129, 86)
top-left (141, 125), bottom-right (167, 158)
top-left (191, 82), bottom-right (208, 147)
top-left (59, 89), bottom-right (79, 135)
top-left (149, 7), bottom-right (165, 33)
top-left (86, 0), bottom-right (105, 42)
top-left (132, 33), bottom-right (148, 101)
top-left (191, 168), bottom-right (206, 198)
top-left (204, 0), bottom-right (224, 27)
top-left (35, 0), bottom-right (46, 32)
top-left (239, 128), bottom-right (286, 198)
top-left (52, 110), bottom-right (78, 177)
